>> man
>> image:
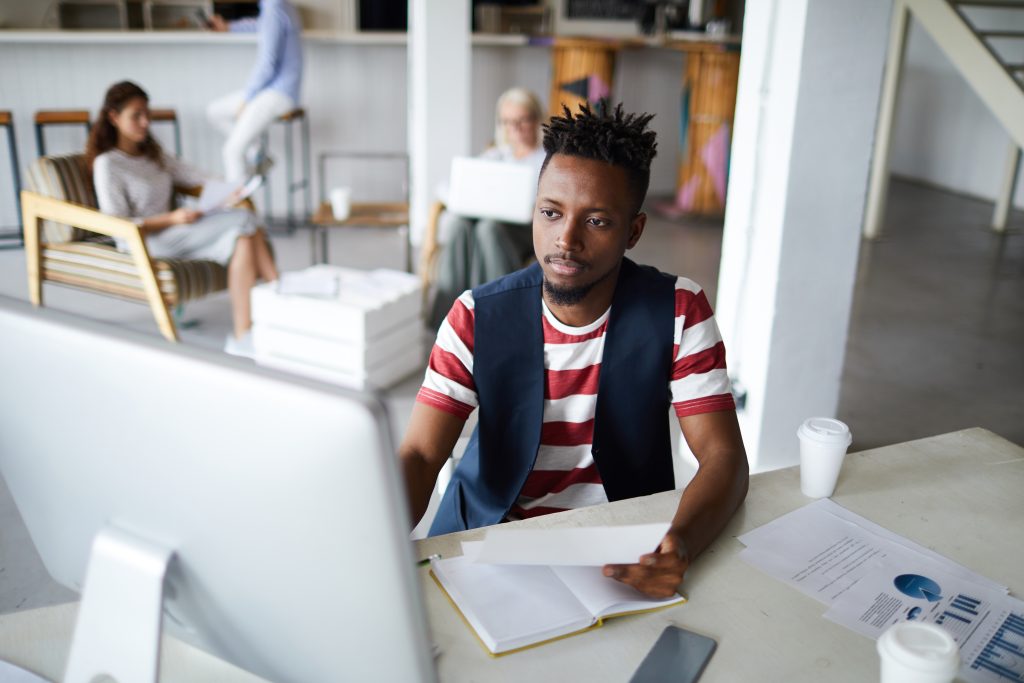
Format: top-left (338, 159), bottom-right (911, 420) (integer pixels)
top-left (206, 0), bottom-right (303, 182)
top-left (401, 103), bottom-right (748, 599)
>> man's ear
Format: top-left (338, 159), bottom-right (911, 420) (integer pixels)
top-left (626, 212), bottom-right (646, 249)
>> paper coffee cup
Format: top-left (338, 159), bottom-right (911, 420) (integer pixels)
top-left (877, 622), bottom-right (959, 683)
top-left (797, 417), bottom-right (851, 498)
top-left (329, 187), bottom-right (351, 221)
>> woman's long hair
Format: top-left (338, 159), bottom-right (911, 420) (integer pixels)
top-left (86, 80), bottom-right (163, 171)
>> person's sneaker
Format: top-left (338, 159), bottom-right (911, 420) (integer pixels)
top-left (253, 154), bottom-right (275, 178)
top-left (224, 331), bottom-right (255, 359)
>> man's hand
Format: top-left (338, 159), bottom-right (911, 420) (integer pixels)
top-left (602, 531), bottom-right (689, 598)
top-left (170, 208), bottom-right (202, 225)
top-left (209, 14), bottom-right (229, 32)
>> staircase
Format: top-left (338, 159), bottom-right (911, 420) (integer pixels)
top-left (864, 0), bottom-right (1024, 237)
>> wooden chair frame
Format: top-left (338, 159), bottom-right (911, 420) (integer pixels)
top-left (21, 186), bottom-right (246, 343)
top-left (22, 189), bottom-right (180, 341)
top-left (419, 199), bottom-right (446, 310)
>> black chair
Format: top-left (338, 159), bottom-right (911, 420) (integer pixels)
top-left (259, 107), bottom-right (311, 233)
top-left (0, 111), bottom-right (23, 249)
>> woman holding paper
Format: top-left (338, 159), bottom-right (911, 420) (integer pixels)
top-left (88, 81), bottom-right (278, 356)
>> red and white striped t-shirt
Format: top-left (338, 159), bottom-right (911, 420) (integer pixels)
top-left (417, 277), bottom-right (735, 519)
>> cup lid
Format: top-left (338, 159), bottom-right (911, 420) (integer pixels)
top-left (797, 417), bottom-right (852, 446)
top-left (876, 622), bottom-right (960, 673)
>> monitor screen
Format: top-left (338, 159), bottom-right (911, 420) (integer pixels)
top-left (0, 297), bottom-right (436, 682)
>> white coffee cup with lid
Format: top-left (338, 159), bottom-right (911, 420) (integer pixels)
top-left (877, 621), bottom-right (960, 683)
top-left (797, 417), bottom-right (852, 498)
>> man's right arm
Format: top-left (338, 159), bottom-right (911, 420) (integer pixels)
top-left (398, 403), bottom-right (466, 528)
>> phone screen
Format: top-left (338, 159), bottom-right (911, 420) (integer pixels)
top-left (628, 625), bottom-right (717, 683)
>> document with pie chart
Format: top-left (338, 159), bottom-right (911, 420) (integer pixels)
top-left (737, 499), bottom-right (1004, 605)
top-left (824, 560), bottom-right (1024, 683)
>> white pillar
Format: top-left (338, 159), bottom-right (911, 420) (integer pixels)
top-left (715, 0), bottom-right (892, 473)
top-left (992, 144), bottom-right (1021, 233)
top-left (864, 0), bottom-right (910, 240)
top-left (408, 0), bottom-right (471, 250)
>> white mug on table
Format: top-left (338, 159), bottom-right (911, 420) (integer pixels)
top-left (330, 187), bottom-right (351, 221)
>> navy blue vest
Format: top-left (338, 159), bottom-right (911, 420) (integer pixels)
top-left (428, 258), bottom-right (677, 536)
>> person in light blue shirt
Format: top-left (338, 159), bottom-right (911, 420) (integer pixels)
top-left (207, 0), bottom-right (303, 182)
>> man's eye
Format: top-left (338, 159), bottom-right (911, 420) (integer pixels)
top-left (539, 209), bottom-right (559, 219)
top-left (587, 217), bottom-right (609, 227)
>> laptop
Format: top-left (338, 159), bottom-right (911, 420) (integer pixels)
top-left (446, 156), bottom-right (538, 224)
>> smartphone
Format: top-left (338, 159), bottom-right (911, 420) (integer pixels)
top-left (628, 625), bottom-right (717, 683)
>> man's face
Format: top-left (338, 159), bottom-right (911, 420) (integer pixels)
top-left (533, 154), bottom-right (645, 307)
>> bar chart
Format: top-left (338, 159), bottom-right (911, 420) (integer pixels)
top-left (969, 611), bottom-right (1024, 682)
top-left (935, 592), bottom-right (986, 640)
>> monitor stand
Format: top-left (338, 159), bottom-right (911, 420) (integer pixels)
top-left (64, 525), bottom-right (173, 683)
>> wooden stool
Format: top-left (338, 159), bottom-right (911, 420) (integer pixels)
top-left (0, 111), bottom-right (23, 248)
top-left (260, 107), bottom-right (311, 233)
top-left (34, 110), bottom-right (91, 157)
top-left (149, 108), bottom-right (182, 157)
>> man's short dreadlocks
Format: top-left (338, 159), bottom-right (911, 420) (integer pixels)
top-left (541, 102), bottom-right (658, 213)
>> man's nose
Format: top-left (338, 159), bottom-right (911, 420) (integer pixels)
top-left (555, 217), bottom-right (584, 252)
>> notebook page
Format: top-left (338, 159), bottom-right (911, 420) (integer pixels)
top-left (476, 524), bottom-right (669, 565)
top-left (431, 554), bottom-right (595, 653)
top-left (551, 565), bottom-right (685, 619)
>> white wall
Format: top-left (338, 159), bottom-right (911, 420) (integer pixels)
top-left (0, 37), bottom-right (409, 229)
top-left (716, 0), bottom-right (891, 472)
top-left (889, 10), bottom-right (1024, 210)
top-left (0, 34), bottom-right (687, 234)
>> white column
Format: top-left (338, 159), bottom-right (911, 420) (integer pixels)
top-left (715, 0), bottom-right (892, 473)
top-left (863, 0), bottom-right (910, 240)
top-left (992, 144), bottom-right (1021, 233)
top-left (408, 0), bottom-right (471, 249)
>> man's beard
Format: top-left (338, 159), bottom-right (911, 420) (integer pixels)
top-left (542, 277), bottom-right (595, 306)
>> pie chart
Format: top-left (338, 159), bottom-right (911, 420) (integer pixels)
top-left (894, 574), bottom-right (943, 602)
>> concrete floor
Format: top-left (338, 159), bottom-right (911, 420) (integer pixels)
top-left (838, 179), bottom-right (1024, 450)
top-left (0, 178), bottom-right (1021, 615)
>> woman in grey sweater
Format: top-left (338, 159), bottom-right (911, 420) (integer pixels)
top-left (88, 81), bottom-right (277, 356)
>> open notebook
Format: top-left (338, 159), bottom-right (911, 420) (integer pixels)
top-left (430, 542), bottom-right (685, 656)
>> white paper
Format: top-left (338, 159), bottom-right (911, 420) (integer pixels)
top-left (475, 523), bottom-right (669, 566)
top-left (276, 270), bottom-right (340, 297)
top-left (197, 175), bottom-right (262, 213)
top-left (737, 501), bottom-right (1004, 605)
top-left (460, 540), bottom-right (484, 561)
top-left (430, 552), bottom-right (594, 653)
top-left (550, 564), bottom-right (685, 618)
top-left (824, 560), bottom-right (1024, 683)
top-left (813, 499), bottom-right (1004, 590)
top-left (0, 661), bottom-right (50, 683)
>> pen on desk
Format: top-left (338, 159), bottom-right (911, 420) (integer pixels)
top-left (417, 554), bottom-right (441, 567)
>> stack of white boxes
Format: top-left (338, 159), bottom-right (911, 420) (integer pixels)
top-left (251, 266), bottom-right (424, 390)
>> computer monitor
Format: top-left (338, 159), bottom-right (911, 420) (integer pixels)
top-left (0, 297), bottom-right (436, 683)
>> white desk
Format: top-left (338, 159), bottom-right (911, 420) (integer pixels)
top-left (1, 428), bottom-right (1021, 682)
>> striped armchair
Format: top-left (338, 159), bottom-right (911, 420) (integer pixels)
top-left (22, 154), bottom-right (229, 341)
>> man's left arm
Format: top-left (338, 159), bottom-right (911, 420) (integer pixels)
top-left (603, 409), bottom-right (748, 598)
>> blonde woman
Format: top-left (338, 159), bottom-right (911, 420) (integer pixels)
top-left (429, 88), bottom-right (546, 329)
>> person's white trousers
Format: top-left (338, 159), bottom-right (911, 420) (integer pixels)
top-left (207, 89), bottom-right (295, 182)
